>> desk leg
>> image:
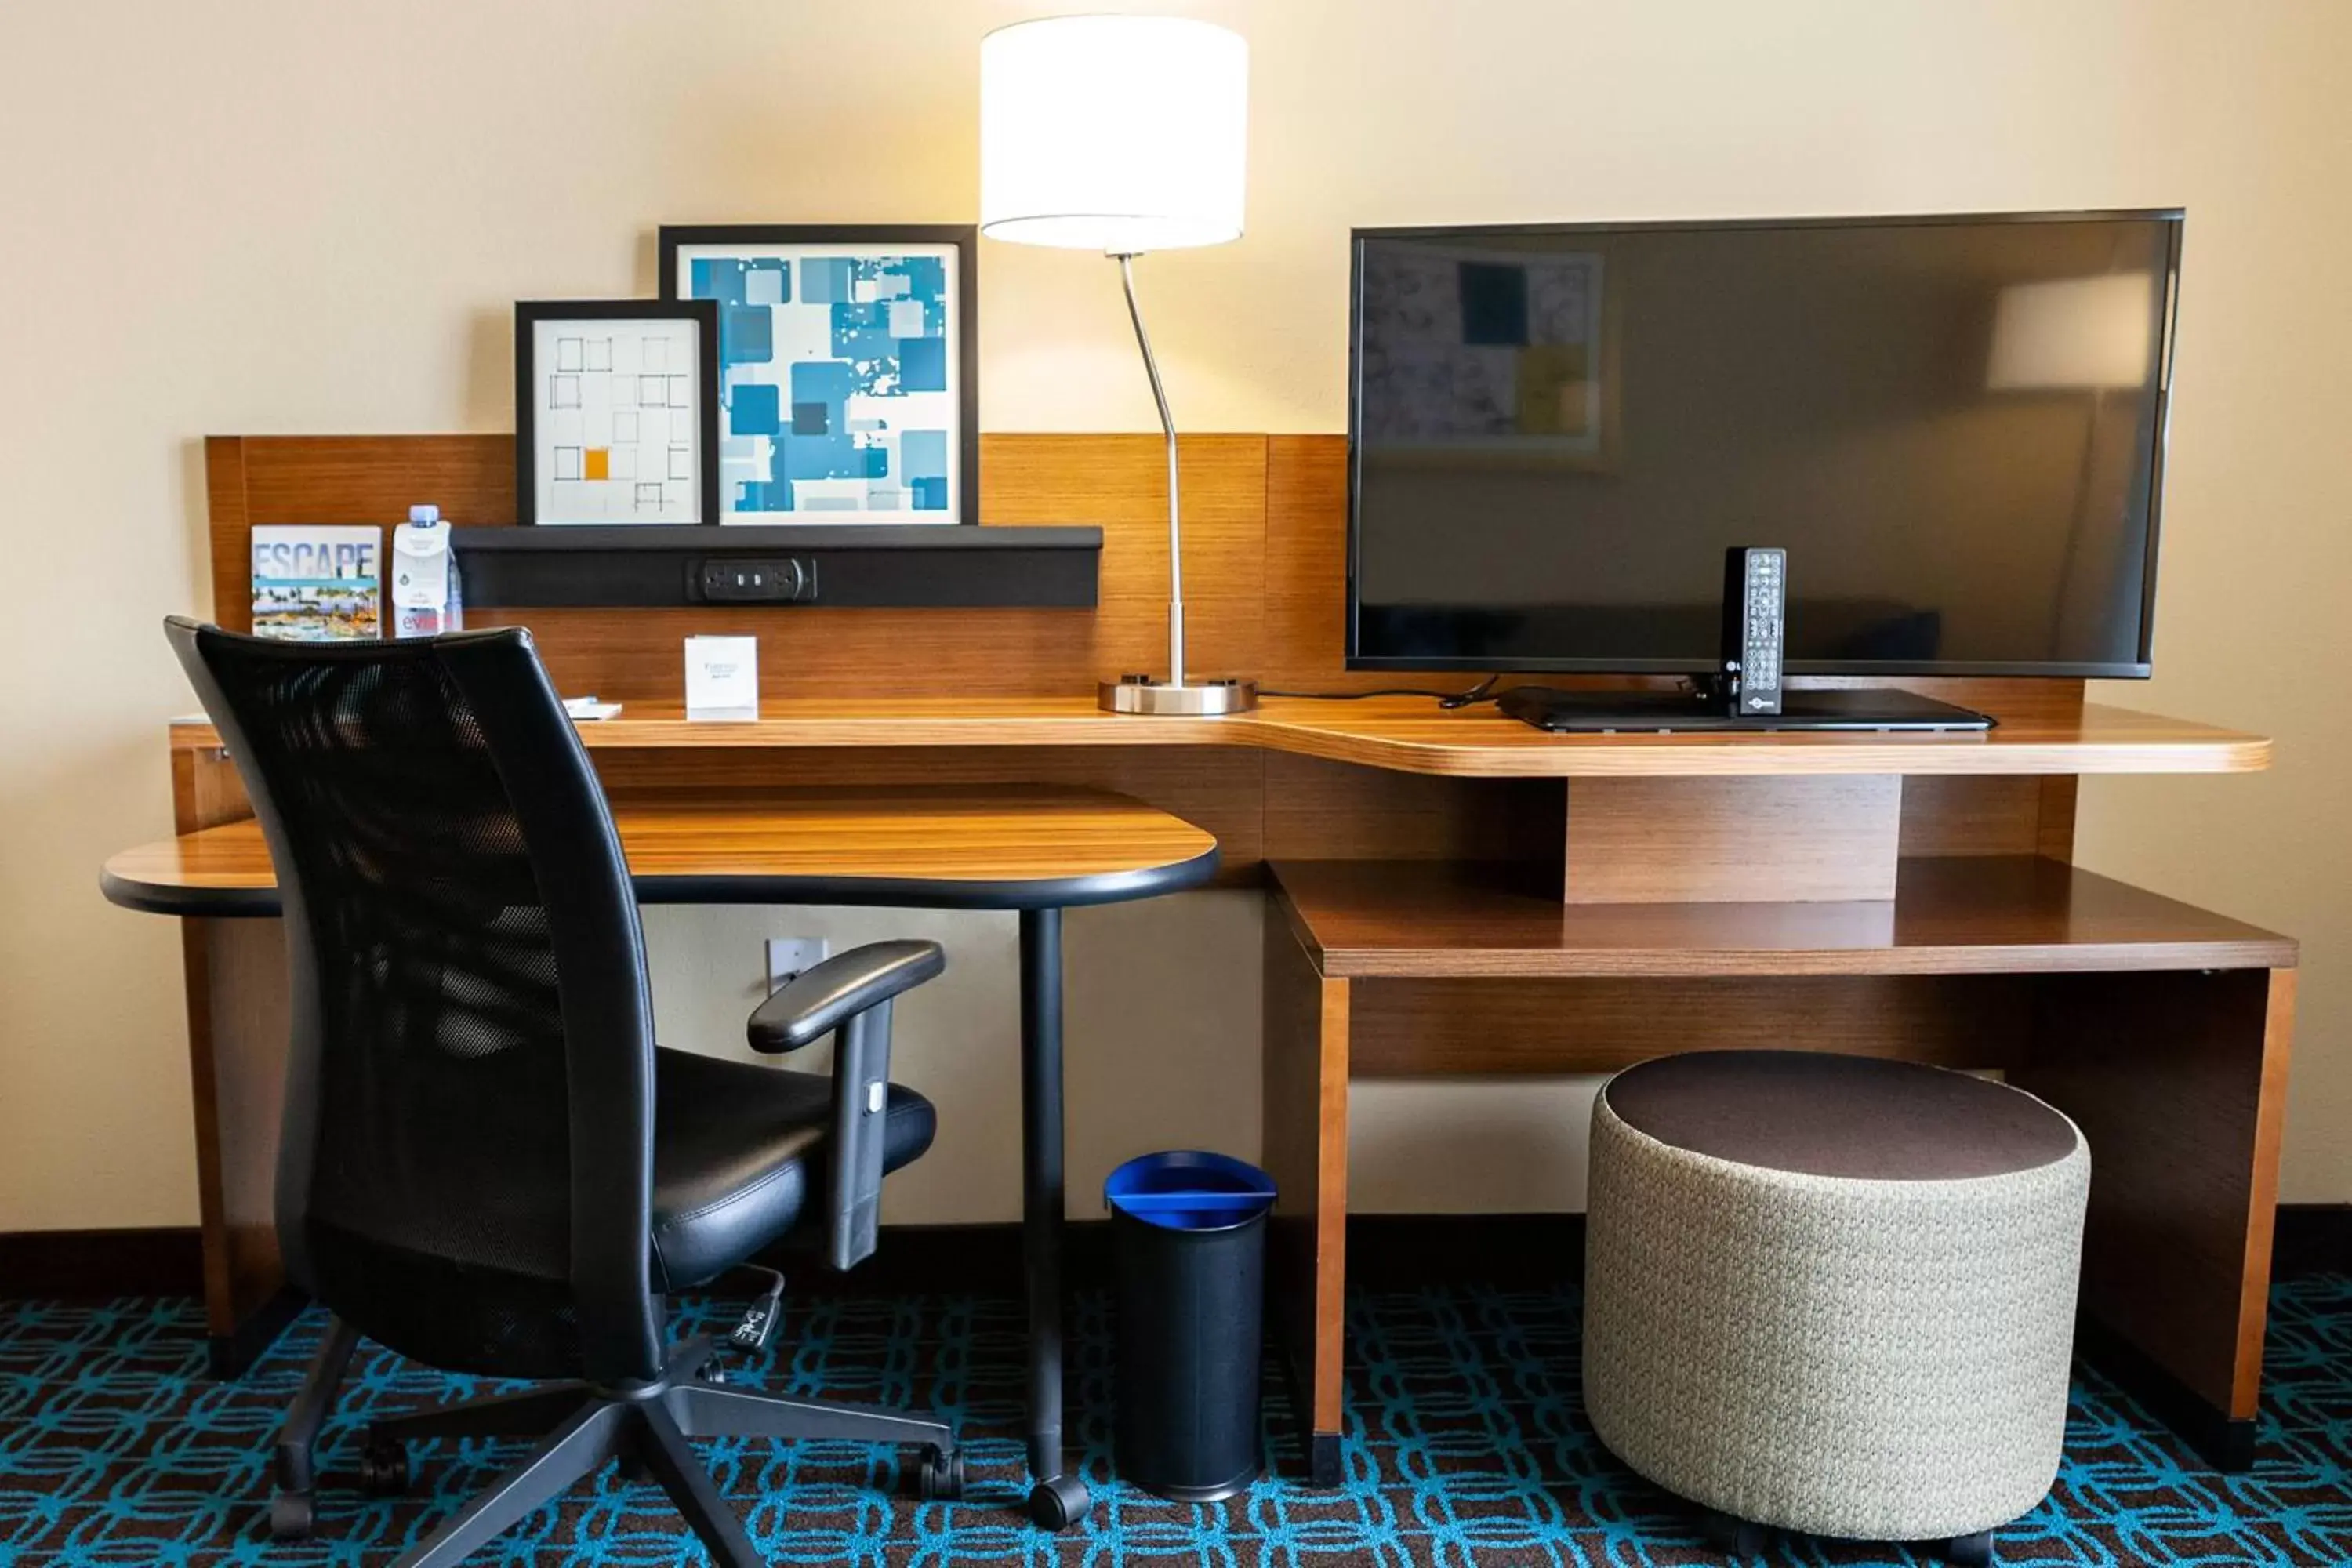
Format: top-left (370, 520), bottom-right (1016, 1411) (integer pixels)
top-left (2014, 966), bottom-right (2295, 1471)
top-left (184, 914), bottom-right (302, 1377)
top-left (1261, 910), bottom-right (1348, 1486)
top-left (1018, 907), bottom-right (1091, 1529)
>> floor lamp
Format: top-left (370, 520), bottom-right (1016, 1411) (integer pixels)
top-left (981, 14), bottom-right (1258, 715)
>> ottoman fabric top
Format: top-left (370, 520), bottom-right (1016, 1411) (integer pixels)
top-left (1601, 1050), bottom-right (2078, 1181)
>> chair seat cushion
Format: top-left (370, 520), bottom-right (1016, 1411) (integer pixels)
top-left (651, 1047), bottom-right (936, 1290)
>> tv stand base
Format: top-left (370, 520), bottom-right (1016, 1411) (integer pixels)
top-left (1498, 685), bottom-right (1993, 735)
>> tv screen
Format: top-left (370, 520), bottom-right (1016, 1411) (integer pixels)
top-left (1348, 211), bottom-right (2180, 677)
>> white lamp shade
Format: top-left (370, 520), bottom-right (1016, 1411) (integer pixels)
top-left (1987, 273), bottom-right (2158, 390)
top-left (981, 15), bottom-right (1247, 253)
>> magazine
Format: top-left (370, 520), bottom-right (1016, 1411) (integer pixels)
top-left (252, 526), bottom-right (382, 641)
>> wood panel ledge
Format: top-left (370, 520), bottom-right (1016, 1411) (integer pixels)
top-left (165, 699), bottom-right (2267, 779)
top-left (1270, 857), bottom-right (2300, 979)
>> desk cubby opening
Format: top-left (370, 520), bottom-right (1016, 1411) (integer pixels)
top-left (1261, 856), bottom-right (2296, 1481)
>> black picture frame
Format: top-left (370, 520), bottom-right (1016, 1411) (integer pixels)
top-left (658, 224), bottom-right (979, 524)
top-left (514, 298), bottom-right (722, 526)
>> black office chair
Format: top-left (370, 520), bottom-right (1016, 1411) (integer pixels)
top-left (166, 617), bottom-right (962, 1568)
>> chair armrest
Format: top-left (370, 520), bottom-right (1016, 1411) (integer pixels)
top-left (743, 938), bottom-right (943, 1273)
top-left (746, 940), bottom-right (945, 1054)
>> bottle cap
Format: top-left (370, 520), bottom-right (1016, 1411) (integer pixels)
top-left (408, 504), bottom-right (441, 524)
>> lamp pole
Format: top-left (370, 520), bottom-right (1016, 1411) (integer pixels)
top-left (1095, 256), bottom-right (1256, 715)
top-left (1118, 255), bottom-right (1185, 686)
top-left (977, 13), bottom-right (1254, 715)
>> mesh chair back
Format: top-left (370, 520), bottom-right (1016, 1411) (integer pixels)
top-left (167, 619), bottom-right (662, 1383)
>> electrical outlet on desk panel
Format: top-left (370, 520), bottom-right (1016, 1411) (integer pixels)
top-left (766, 938), bottom-right (829, 991)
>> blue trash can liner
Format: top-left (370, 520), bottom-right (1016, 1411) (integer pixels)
top-left (1103, 1151), bottom-right (1277, 1503)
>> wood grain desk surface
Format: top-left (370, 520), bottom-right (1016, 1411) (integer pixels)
top-left (103, 786), bottom-right (1221, 917)
top-left (1271, 856), bottom-right (2300, 979)
top-left (163, 697), bottom-right (2269, 779)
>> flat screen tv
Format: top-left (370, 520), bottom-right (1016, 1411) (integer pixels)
top-left (1347, 210), bottom-right (2181, 677)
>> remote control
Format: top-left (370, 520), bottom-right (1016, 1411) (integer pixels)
top-left (1721, 546), bottom-right (1786, 717)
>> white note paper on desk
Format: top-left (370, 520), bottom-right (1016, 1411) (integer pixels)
top-left (684, 637), bottom-right (759, 722)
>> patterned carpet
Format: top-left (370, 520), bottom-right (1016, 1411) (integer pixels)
top-left (4, 1278), bottom-right (2352, 1566)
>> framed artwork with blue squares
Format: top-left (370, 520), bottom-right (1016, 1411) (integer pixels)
top-left (659, 225), bottom-right (978, 524)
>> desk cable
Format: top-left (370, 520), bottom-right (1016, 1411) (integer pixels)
top-left (1256, 674), bottom-right (1501, 710)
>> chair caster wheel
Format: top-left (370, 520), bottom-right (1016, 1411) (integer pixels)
top-left (268, 1490), bottom-right (316, 1539)
top-left (1944, 1531), bottom-right (1995, 1566)
top-left (1700, 1508), bottom-right (1765, 1558)
top-left (358, 1440), bottom-right (410, 1497)
top-left (693, 1361), bottom-right (727, 1385)
top-left (1027, 1472), bottom-right (1091, 1530)
top-left (915, 1446), bottom-right (964, 1501)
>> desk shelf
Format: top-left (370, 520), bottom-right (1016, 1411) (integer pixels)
top-left (1269, 856), bottom-right (2297, 979)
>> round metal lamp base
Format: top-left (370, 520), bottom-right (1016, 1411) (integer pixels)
top-left (1098, 678), bottom-right (1259, 716)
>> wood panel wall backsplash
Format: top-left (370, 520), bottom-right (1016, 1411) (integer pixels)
top-left (208, 433), bottom-right (1265, 697)
top-left (202, 433), bottom-right (2089, 727)
top-left (1263, 434), bottom-right (1386, 693)
top-left (206, 435), bottom-right (513, 635)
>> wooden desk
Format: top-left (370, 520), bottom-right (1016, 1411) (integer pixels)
top-left (104, 783), bottom-right (1217, 1528)
top-left (165, 696), bottom-right (2270, 777)
top-left (141, 433), bottom-right (2294, 1496)
top-left (138, 695), bottom-right (2292, 1474)
top-left (162, 697), bottom-right (2262, 902)
top-left (104, 786), bottom-right (1218, 915)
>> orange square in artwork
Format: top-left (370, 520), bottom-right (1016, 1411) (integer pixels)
top-left (584, 448), bottom-right (611, 481)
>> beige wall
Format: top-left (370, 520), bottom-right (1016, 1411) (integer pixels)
top-left (3, 0), bottom-right (2347, 1232)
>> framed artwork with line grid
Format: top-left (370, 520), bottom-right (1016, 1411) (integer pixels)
top-left (659, 224), bottom-right (977, 523)
top-left (515, 299), bottom-right (721, 525)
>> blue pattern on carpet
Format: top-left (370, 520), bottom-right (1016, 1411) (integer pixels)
top-left (3, 1279), bottom-right (2351, 1565)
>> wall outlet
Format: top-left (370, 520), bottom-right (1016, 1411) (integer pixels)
top-left (766, 937), bottom-right (829, 991)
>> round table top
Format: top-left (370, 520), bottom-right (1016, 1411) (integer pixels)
top-left (1602, 1049), bottom-right (2080, 1181)
top-left (101, 786), bottom-right (1220, 916)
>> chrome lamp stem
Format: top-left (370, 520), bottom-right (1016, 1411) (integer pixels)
top-left (1117, 252), bottom-right (1185, 685)
top-left (1098, 254), bottom-right (1256, 716)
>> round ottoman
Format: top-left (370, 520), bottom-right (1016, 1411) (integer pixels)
top-left (1582, 1050), bottom-right (2089, 1563)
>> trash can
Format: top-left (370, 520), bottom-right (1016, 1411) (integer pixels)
top-left (1104, 1150), bottom-right (1278, 1502)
